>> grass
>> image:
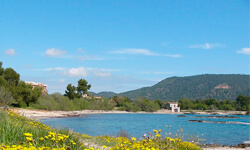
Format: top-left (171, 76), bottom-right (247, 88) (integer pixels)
top-left (0, 110), bottom-right (84, 149)
top-left (0, 109), bottom-right (202, 150)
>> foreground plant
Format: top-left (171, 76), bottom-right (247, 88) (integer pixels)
top-left (83, 130), bottom-right (201, 150)
top-left (0, 110), bottom-right (84, 150)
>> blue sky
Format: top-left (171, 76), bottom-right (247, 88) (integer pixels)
top-left (0, 0), bottom-right (249, 94)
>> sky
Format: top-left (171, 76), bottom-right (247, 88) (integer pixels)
top-left (0, 0), bottom-right (249, 94)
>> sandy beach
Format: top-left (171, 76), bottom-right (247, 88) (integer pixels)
top-left (11, 108), bottom-right (247, 119)
top-left (11, 108), bottom-right (184, 119)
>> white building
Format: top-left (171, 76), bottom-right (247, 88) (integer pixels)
top-left (166, 102), bottom-right (180, 112)
top-left (25, 81), bottom-right (48, 95)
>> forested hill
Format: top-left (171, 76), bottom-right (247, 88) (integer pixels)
top-left (119, 74), bottom-right (250, 101)
top-left (90, 91), bottom-right (117, 98)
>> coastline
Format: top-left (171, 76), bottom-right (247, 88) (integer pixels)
top-left (11, 108), bottom-right (247, 119)
top-left (11, 108), bottom-right (183, 119)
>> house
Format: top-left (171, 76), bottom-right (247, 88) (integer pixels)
top-left (25, 81), bottom-right (48, 95)
top-left (166, 102), bottom-right (180, 112)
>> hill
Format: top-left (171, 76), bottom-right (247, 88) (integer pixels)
top-left (119, 74), bottom-right (250, 101)
top-left (89, 91), bottom-right (117, 98)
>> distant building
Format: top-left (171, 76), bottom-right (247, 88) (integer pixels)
top-left (25, 81), bottom-right (48, 95)
top-left (166, 102), bottom-right (180, 112)
top-left (82, 94), bottom-right (88, 98)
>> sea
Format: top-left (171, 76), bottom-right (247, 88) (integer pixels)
top-left (41, 113), bottom-right (250, 145)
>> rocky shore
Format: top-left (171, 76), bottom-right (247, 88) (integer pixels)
top-left (202, 143), bottom-right (250, 150)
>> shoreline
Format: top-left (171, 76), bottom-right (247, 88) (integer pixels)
top-left (10, 108), bottom-right (247, 119)
top-left (11, 108), bottom-right (184, 119)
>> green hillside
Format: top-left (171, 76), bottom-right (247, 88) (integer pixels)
top-left (120, 74), bottom-right (250, 101)
top-left (89, 91), bottom-right (117, 98)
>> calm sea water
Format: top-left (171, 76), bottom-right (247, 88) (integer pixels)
top-left (41, 114), bottom-right (250, 145)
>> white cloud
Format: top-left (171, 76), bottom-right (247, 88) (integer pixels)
top-left (87, 68), bottom-right (120, 72)
top-left (64, 67), bottom-right (88, 77)
top-left (38, 66), bottom-right (116, 78)
top-left (5, 49), bottom-right (16, 56)
top-left (93, 71), bottom-right (112, 77)
top-left (110, 48), bottom-right (182, 58)
top-left (189, 43), bottom-right (222, 49)
top-left (111, 48), bottom-right (158, 56)
top-left (237, 48), bottom-right (250, 55)
top-left (164, 54), bottom-right (182, 58)
top-left (45, 48), bottom-right (67, 56)
top-left (44, 67), bottom-right (65, 71)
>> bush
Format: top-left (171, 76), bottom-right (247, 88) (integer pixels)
top-left (31, 93), bottom-right (86, 111)
top-left (0, 86), bottom-right (15, 107)
top-left (135, 99), bottom-right (160, 112)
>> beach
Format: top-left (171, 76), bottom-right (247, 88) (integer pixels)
top-left (11, 108), bottom-right (183, 119)
top-left (11, 108), bottom-right (247, 119)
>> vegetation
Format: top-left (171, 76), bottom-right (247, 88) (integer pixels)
top-left (0, 62), bottom-right (42, 108)
top-left (64, 79), bottom-right (91, 100)
top-left (119, 74), bottom-right (250, 100)
top-left (90, 91), bottom-right (117, 99)
top-left (0, 110), bottom-right (202, 150)
top-left (0, 110), bottom-right (84, 149)
top-left (178, 95), bottom-right (250, 113)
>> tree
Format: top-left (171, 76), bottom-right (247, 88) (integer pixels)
top-left (64, 84), bottom-right (78, 100)
top-left (0, 62), bottom-right (4, 76)
top-left (0, 86), bottom-right (15, 108)
top-left (235, 95), bottom-right (250, 111)
top-left (154, 99), bottom-right (164, 108)
top-left (12, 81), bottom-right (42, 107)
top-left (3, 68), bottom-right (20, 86)
top-left (77, 79), bottom-right (91, 96)
top-left (179, 98), bottom-right (193, 110)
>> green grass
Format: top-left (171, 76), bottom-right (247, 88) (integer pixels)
top-left (0, 110), bottom-right (85, 149)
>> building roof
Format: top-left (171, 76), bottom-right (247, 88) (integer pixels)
top-left (25, 81), bottom-right (47, 87)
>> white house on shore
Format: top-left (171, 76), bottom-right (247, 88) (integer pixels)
top-left (166, 102), bottom-right (181, 112)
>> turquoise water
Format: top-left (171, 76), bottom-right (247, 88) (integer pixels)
top-left (41, 114), bottom-right (250, 145)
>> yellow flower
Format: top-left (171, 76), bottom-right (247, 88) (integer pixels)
top-left (26, 137), bottom-right (33, 142)
top-left (131, 137), bottom-right (136, 141)
top-left (23, 133), bottom-right (33, 137)
top-left (58, 136), bottom-right (64, 141)
top-left (103, 145), bottom-right (107, 149)
top-left (39, 137), bottom-right (44, 141)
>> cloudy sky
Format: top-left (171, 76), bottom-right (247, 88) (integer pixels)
top-left (0, 0), bottom-right (249, 94)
